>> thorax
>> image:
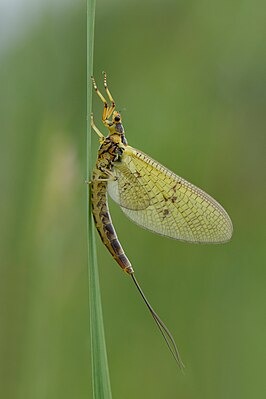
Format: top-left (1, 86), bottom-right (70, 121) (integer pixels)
top-left (94, 133), bottom-right (127, 178)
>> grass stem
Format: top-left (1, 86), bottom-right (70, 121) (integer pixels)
top-left (87, 1), bottom-right (113, 398)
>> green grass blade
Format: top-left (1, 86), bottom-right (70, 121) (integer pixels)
top-left (87, 1), bottom-right (113, 398)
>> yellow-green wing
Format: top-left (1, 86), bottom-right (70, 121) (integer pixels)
top-left (108, 161), bottom-right (150, 210)
top-left (108, 146), bottom-right (233, 243)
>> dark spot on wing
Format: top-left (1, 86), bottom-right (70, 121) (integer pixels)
top-left (172, 182), bottom-right (181, 192)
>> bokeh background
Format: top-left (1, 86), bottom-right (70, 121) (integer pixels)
top-left (1, 0), bottom-right (265, 398)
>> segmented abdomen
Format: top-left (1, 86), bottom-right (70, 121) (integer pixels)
top-left (91, 174), bottom-right (134, 274)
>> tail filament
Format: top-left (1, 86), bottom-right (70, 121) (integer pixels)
top-left (131, 274), bottom-right (184, 369)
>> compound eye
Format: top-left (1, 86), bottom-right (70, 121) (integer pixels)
top-left (114, 115), bottom-right (120, 122)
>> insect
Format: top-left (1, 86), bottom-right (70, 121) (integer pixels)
top-left (90, 72), bottom-right (233, 368)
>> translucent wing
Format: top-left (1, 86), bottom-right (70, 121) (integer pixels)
top-left (108, 162), bottom-right (150, 210)
top-left (108, 146), bottom-right (233, 243)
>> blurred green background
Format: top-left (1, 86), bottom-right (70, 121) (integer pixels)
top-left (1, 0), bottom-right (265, 398)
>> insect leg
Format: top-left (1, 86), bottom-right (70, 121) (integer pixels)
top-left (91, 113), bottom-right (105, 143)
top-left (103, 72), bottom-right (116, 119)
top-left (93, 169), bottom-right (117, 182)
top-left (91, 75), bottom-right (114, 122)
top-left (91, 76), bottom-right (108, 105)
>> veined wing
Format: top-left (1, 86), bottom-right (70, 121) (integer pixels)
top-left (108, 162), bottom-right (150, 210)
top-left (108, 146), bottom-right (233, 243)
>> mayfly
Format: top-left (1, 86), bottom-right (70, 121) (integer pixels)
top-left (90, 72), bottom-right (233, 368)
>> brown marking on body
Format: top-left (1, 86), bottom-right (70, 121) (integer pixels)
top-left (105, 223), bottom-right (116, 239)
top-left (111, 239), bottom-right (123, 255)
